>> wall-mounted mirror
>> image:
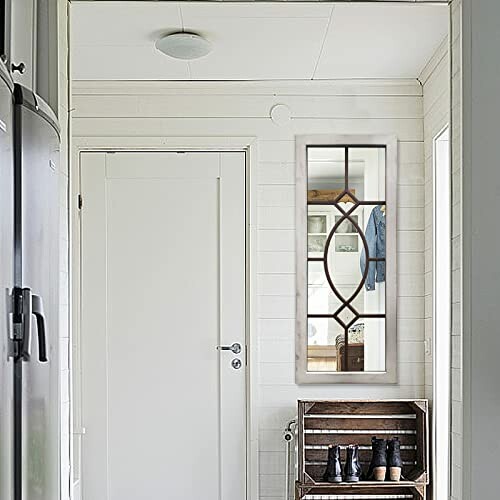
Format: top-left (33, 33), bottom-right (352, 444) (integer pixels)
top-left (296, 136), bottom-right (397, 383)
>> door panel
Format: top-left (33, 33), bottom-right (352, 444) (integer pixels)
top-left (17, 101), bottom-right (60, 500)
top-left (80, 151), bottom-right (246, 500)
top-left (0, 65), bottom-right (13, 500)
top-left (219, 154), bottom-right (247, 500)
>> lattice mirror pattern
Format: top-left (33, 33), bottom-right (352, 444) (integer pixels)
top-left (296, 136), bottom-right (397, 384)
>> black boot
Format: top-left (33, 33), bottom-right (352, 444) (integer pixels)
top-left (387, 437), bottom-right (402, 482)
top-left (344, 445), bottom-right (362, 482)
top-left (366, 437), bottom-right (387, 481)
top-left (323, 445), bottom-right (342, 483)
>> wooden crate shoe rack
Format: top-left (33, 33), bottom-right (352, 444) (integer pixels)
top-left (296, 399), bottom-right (429, 500)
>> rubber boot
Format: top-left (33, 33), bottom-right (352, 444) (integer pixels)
top-left (387, 437), bottom-right (402, 482)
top-left (344, 445), bottom-right (362, 482)
top-left (366, 437), bottom-right (387, 481)
top-left (322, 445), bottom-right (342, 483)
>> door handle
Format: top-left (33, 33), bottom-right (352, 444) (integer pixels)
top-left (18, 288), bottom-right (48, 362)
top-left (216, 343), bottom-right (242, 355)
top-left (20, 288), bottom-right (32, 361)
top-left (31, 294), bottom-right (48, 362)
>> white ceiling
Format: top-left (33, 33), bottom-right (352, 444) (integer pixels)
top-left (71, 1), bottom-right (448, 81)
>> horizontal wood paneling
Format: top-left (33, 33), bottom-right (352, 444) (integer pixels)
top-left (72, 116), bottom-right (423, 142)
top-left (420, 38), bottom-right (450, 404)
top-left (73, 94), bottom-right (424, 119)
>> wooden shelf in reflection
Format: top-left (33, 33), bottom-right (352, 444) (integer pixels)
top-left (308, 189), bottom-right (356, 204)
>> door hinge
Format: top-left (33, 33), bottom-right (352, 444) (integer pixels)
top-left (12, 287), bottom-right (22, 334)
top-left (10, 287), bottom-right (24, 359)
top-left (78, 194), bottom-right (83, 210)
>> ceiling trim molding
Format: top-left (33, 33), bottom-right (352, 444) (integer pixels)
top-left (72, 78), bottom-right (423, 96)
top-left (418, 35), bottom-right (449, 85)
top-left (73, 1), bottom-right (450, 4)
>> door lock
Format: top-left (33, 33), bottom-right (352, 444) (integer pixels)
top-left (231, 359), bottom-right (242, 370)
top-left (216, 342), bottom-right (242, 355)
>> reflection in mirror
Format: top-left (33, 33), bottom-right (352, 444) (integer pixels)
top-left (306, 146), bottom-right (387, 373)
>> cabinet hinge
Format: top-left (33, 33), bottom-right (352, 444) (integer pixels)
top-left (12, 287), bottom-right (23, 325)
top-left (78, 194), bottom-right (83, 210)
top-left (9, 287), bottom-right (23, 358)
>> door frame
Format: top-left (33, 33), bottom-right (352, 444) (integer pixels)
top-left (431, 125), bottom-right (451, 500)
top-left (70, 136), bottom-right (258, 500)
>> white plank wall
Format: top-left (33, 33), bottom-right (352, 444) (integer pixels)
top-left (57, 1), bottom-right (71, 500)
top-left (419, 38), bottom-right (450, 402)
top-left (420, 11), bottom-right (463, 500)
top-left (450, 1), bottom-right (463, 499)
top-left (71, 79), bottom-right (427, 500)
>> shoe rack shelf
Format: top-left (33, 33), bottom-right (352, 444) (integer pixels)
top-left (296, 399), bottom-right (429, 500)
top-left (295, 482), bottom-right (427, 500)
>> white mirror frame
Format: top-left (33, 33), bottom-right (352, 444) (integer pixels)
top-left (295, 134), bottom-right (398, 384)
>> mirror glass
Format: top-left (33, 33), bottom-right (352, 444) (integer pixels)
top-left (306, 146), bottom-right (387, 372)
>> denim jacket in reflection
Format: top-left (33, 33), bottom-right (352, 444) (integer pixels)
top-left (360, 205), bottom-right (386, 291)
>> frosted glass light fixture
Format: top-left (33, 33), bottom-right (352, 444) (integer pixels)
top-left (155, 32), bottom-right (212, 60)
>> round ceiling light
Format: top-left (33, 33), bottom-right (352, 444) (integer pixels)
top-left (155, 32), bottom-right (212, 60)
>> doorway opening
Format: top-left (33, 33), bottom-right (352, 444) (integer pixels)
top-left (68, 2), bottom-right (455, 500)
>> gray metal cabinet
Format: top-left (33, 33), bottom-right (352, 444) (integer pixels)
top-left (7, 0), bottom-right (58, 108)
top-left (0, 56), bottom-right (14, 500)
top-left (10, 0), bottom-right (35, 88)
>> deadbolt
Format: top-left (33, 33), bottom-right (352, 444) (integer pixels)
top-left (231, 359), bottom-right (242, 370)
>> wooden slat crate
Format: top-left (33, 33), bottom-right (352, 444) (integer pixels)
top-left (296, 482), bottom-right (427, 500)
top-left (296, 399), bottom-right (429, 500)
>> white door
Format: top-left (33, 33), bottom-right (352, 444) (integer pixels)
top-left (78, 151), bottom-right (247, 500)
